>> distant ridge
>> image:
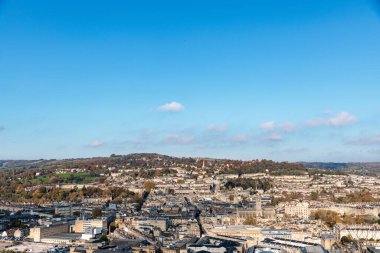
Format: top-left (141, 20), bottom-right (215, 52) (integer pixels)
top-left (300, 162), bottom-right (380, 174)
top-left (1, 154), bottom-right (380, 174)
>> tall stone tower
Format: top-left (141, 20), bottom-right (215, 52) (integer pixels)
top-left (255, 195), bottom-right (263, 218)
top-left (214, 178), bottom-right (221, 193)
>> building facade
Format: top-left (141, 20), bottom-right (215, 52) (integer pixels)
top-left (284, 202), bottom-right (310, 220)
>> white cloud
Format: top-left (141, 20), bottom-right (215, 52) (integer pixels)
top-left (258, 121), bottom-right (296, 143)
top-left (157, 101), bottom-right (185, 112)
top-left (259, 121), bottom-right (275, 130)
top-left (266, 133), bottom-right (283, 142)
top-left (164, 134), bottom-right (193, 144)
top-left (278, 122), bottom-right (297, 132)
top-left (207, 124), bottom-right (229, 133)
top-left (227, 135), bottom-right (248, 143)
top-left (259, 121), bottom-right (297, 132)
top-left (88, 140), bottom-right (106, 148)
top-left (306, 111), bottom-right (358, 127)
top-left (328, 112), bottom-right (358, 127)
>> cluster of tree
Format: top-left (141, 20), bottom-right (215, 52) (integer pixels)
top-left (225, 178), bottom-right (273, 191)
top-left (99, 234), bottom-right (109, 242)
top-left (126, 167), bottom-right (179, 179)
top-left (243, 216), bottom-right (257, 225)
top-left (92, 207), bottom-right (103, 218)
top-left (270, 192), bottom-right (305, 205)
top-left (12, 185), bottom-right (137, 204)
top-left (309, 191), bottom-right (319, 200)
top-left (341, 235), bottom-right (355, 245)
top-left (1, 250), bottom-right (19, 253)
top-left (0, 167), bottom-right (111, 201)
top-left (311, 210), bottom-right (379, 227)
top-left (310, 210), bottom-right (341, 227)
top-left (341, 213), bottom-right (379, 225)
top-left (0, 169), bottom-right (22, 201)
top-left (143, 180), bottom-right (156, 192)
top-left (334, 190), bottom-right (378, 203)
top-left (223, 159), bottom-right (309, 176)
top-left (86, 153), bottom-right (201, 170)
top-left (0, 164), bottom-right (111, 202)
top-left (9, 219), bottom-right (27, 229)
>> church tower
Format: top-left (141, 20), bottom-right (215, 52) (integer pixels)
top-left (255, 195), bottom-right (263, 218)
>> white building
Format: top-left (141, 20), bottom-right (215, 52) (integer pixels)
top-left (285, 202), bottom-right (310, 220)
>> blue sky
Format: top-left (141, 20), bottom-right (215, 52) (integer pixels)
top-left (1, 0), bottom-right (380, 162)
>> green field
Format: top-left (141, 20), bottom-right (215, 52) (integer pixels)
top-left (30, 172), bottom-right (105, 184)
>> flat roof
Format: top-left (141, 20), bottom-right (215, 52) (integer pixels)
top-left (44, 233), bottom-right (82, 240)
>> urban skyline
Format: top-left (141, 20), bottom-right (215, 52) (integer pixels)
top-left (1, 2), bottom-right (380, 253)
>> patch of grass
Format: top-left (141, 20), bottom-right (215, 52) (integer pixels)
top-left (30, 176), bottom-right (49, 184)
top-left (30, 173), bottom-right (105, 184)
top-left (56, 172), bottom-right (90, 179)
top-left (55, 172), bottom-right (104, 184)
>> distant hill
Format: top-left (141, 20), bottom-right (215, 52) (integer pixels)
top-left (300, 162), bottom-right (348, 170)
top-left (0, 153), bottom-right (305, 174)
top-left (0, 159), bottom-right (54, 169)
top-left (300, 162), bottom-right (380, 174)
top-left (1, 154), bottom-right (380, 175)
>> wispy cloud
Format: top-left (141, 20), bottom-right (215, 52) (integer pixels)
top-left (227, 134), bottom-right (249, 144)
top-left (157, 101), bottom-right (185, 112)
top-left (164, 134), bottom-right (194, 145)
top-left (346, 134), bottom-right (380, 145)
top-left (266, 133), bottom-right (284, 142)
top-left (207, 124), bottom-right (229, 133)
top-left (278, 122), bottom-right (297, 132)
top-left (88, 140), bottom-right (107, 148)
top-left (259, 121), bottom-right (275, 130)
top-left (305, 118), bottom-right (327, 127)
top-left (306, 111), bottom-right (358, 127)
top-left (258, 121), bottom-right (296, 143)
top-left (259, 121), bottom-right (297, 132)
top-left (0, 126), bottom-right (4, 132)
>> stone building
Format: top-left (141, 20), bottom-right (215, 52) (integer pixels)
top-left (284, 201), bottom-right (310, 220)
top-left (29, 222), bottom-right (69, 242)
